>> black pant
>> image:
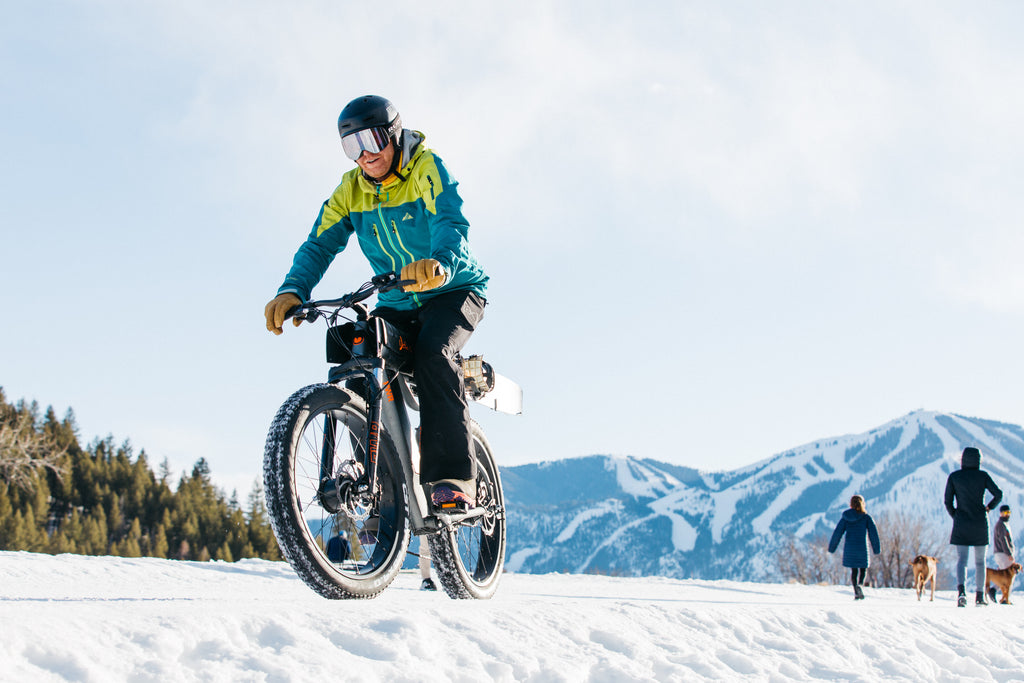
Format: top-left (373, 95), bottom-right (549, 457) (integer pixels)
top-left (851, 568), bottom-right (866, 586)
top-left (375, 290), bottom-right (486, 484)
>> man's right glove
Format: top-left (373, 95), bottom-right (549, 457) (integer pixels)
top-left (264, 293), bottom-right (302, 335)
top-left (400, 259), bottom-right (447, 293)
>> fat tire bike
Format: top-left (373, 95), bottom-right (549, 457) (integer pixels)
top-left (263, 272), bottom-right (520, 600)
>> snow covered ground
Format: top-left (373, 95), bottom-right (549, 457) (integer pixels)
top-left (3, 551), bottom-right (1024, 682)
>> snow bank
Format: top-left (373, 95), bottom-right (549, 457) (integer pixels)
top-left (1, 551), bottom-right (1022, 682)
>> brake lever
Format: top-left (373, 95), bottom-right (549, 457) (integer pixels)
top-left (379, 278), bottom-right (416, 293)
top-left (286, 304), bottom-right (319, 323)
top-left (371, 272), bottom-right (416, 293)
top-left (394, 279), bottom-right (416, 291)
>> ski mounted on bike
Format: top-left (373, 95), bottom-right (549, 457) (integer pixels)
top-left (263, 271), bottom-right (520, 600)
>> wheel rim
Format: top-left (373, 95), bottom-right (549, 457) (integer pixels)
top-left (450, 438), bottom-right (504, 586)
top-left (291, 405), bottom-right (404, 579)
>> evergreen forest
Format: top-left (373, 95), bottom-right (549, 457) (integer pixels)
top-left (0, 387), bottom-right (281, 562)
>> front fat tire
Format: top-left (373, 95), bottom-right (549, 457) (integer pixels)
top-left (263, 383), bottom-right (409, 599)
top-left (429, 421), bottom-right (506, 599)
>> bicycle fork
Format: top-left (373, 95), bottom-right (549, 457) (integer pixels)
top-left (317, 360), bottom-right (488, 533)
top-left (316, 361), bottom-right (432, 533)
top-left (315, 364), bottom-right (384, 515)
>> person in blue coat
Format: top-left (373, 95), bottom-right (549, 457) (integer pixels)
top-left (828, 495), bottom-right (881, 600)
top-left (326, 533), bottom-right (350, 563)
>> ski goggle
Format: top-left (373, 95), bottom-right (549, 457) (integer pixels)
top-left (341, 127), bottom-right (391, 160)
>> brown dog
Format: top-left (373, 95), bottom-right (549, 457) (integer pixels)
top-left (985, 563), bottom-right (1022, 605)
top-left (909, 555), bottom-right (938, 601)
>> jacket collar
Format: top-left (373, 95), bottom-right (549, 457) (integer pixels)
top-left (357, 129), bottom-right (426, 192)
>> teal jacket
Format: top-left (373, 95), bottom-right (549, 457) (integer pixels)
top-left (277, 130), bottom-right (488, 310)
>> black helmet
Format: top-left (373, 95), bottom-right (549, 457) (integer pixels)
top-left (337, 95), bottom-right (401, 144)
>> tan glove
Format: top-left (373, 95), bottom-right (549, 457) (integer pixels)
top-left (401, 259), bottom-right (447, 293)
top-left (264, 293), bottom-right (302, 335)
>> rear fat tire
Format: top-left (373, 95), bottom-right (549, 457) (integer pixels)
top-left (263, 383), bottom-right (410, 599)
top-left (429, 421), bottom-right (506, 599)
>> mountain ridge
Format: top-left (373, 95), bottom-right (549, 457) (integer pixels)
top-left (501, 409), bottom-right (1024, 581)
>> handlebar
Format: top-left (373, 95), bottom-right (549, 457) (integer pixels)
top-left (285, 272), bottom-right (414, 324)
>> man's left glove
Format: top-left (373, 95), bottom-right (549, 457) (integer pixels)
top-left (264, 293), bottom-right (302, 335)
top-left (401, 259), bottom-right (447, 293)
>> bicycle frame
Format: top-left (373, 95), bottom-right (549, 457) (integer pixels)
top-left (324, 356), bottom-right (436, 534)
top-left (295, 272), bottom-right (500, 539)
top-left (268, 271), bottom-right (512, 600)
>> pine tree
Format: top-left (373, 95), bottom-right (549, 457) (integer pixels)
top-left (246, 480), bottom-right (281, 560)
top-left (48, 526), bottom-right (75, 555)
top-left (61, 509), bottom-right (85, 553)
top-left (151, 523), bottom-right (169, 558)
top-left (119, 518), bottom-right (143, 558)
top-left (86, 506), bottom-right (108, 555)
top-left (107, 495), bottom-right (124, 542)
top-left (0, 483), bottom-right (14, 549)
top-left (216, 540), bottom-right (234, 563)
top-left (10, 510), bottom-right (30, 550)
top-left (158, 458), bottom-right (173, 485)
top-left (26, 474), bottom-right (51, 550)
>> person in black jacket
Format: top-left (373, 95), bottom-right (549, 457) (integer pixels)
top-left (944, 446), bottom-right (1002, 607)
top-left (828, 495), bottom-right (881, 600)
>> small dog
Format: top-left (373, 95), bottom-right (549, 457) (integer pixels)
top-left (985, 563), bottom-right (1022, 605)
top-left (909, 555), bottom-right (938, 601)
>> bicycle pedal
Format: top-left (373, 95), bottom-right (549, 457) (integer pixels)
top-left (435, 507), bottom-right (487, 527)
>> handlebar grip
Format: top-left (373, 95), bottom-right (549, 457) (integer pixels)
top-left (371, 271), bottom-right (416, 293)
top-left (285, 304), bottom-right (304, 321)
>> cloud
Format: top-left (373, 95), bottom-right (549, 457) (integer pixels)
top-left (65, 1), bottom-right (1022, 257)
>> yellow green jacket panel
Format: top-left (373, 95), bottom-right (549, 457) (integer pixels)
top-left (278, 130), bottom-right (488, 310)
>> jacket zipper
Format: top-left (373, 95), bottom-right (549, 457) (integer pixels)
top-left (375, 187), bottom-right (422, 305)
top-left (375, 199), bottom-right (407, 270)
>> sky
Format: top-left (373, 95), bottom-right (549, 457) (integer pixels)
top-left (3, 1), bottom-right (1024, 496)
top-left (3, 550), bottom-right (1023, 681)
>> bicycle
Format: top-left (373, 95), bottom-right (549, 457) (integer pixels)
top-left (262, 272), bottom-right (521, 600)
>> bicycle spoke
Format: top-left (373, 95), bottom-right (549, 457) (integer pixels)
top-left (264, 385), bottom-right (409, 597)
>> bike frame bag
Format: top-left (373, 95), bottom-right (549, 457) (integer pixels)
top-left (326, 319), bottom-right (413, 371)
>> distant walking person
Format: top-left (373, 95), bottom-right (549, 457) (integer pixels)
top-left (326, 532), bottom-right (351, 563)
top-left (993, 504), bottom-right (1015, 569)
top-left (828, 495), bottom-right (881, 600)
top-left (944, 446), bottom-right (1002, 607)
top-left (989, 504), bottom-right (1015, 602)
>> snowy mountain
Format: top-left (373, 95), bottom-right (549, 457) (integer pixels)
top-left (501, 410), bottom-right (1024, 581)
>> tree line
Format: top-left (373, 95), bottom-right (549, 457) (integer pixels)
top-left (0, 387), bottom-right (280, 562)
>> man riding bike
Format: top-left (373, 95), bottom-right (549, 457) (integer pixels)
top-left (264, 95), bottom-right (488, 512)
